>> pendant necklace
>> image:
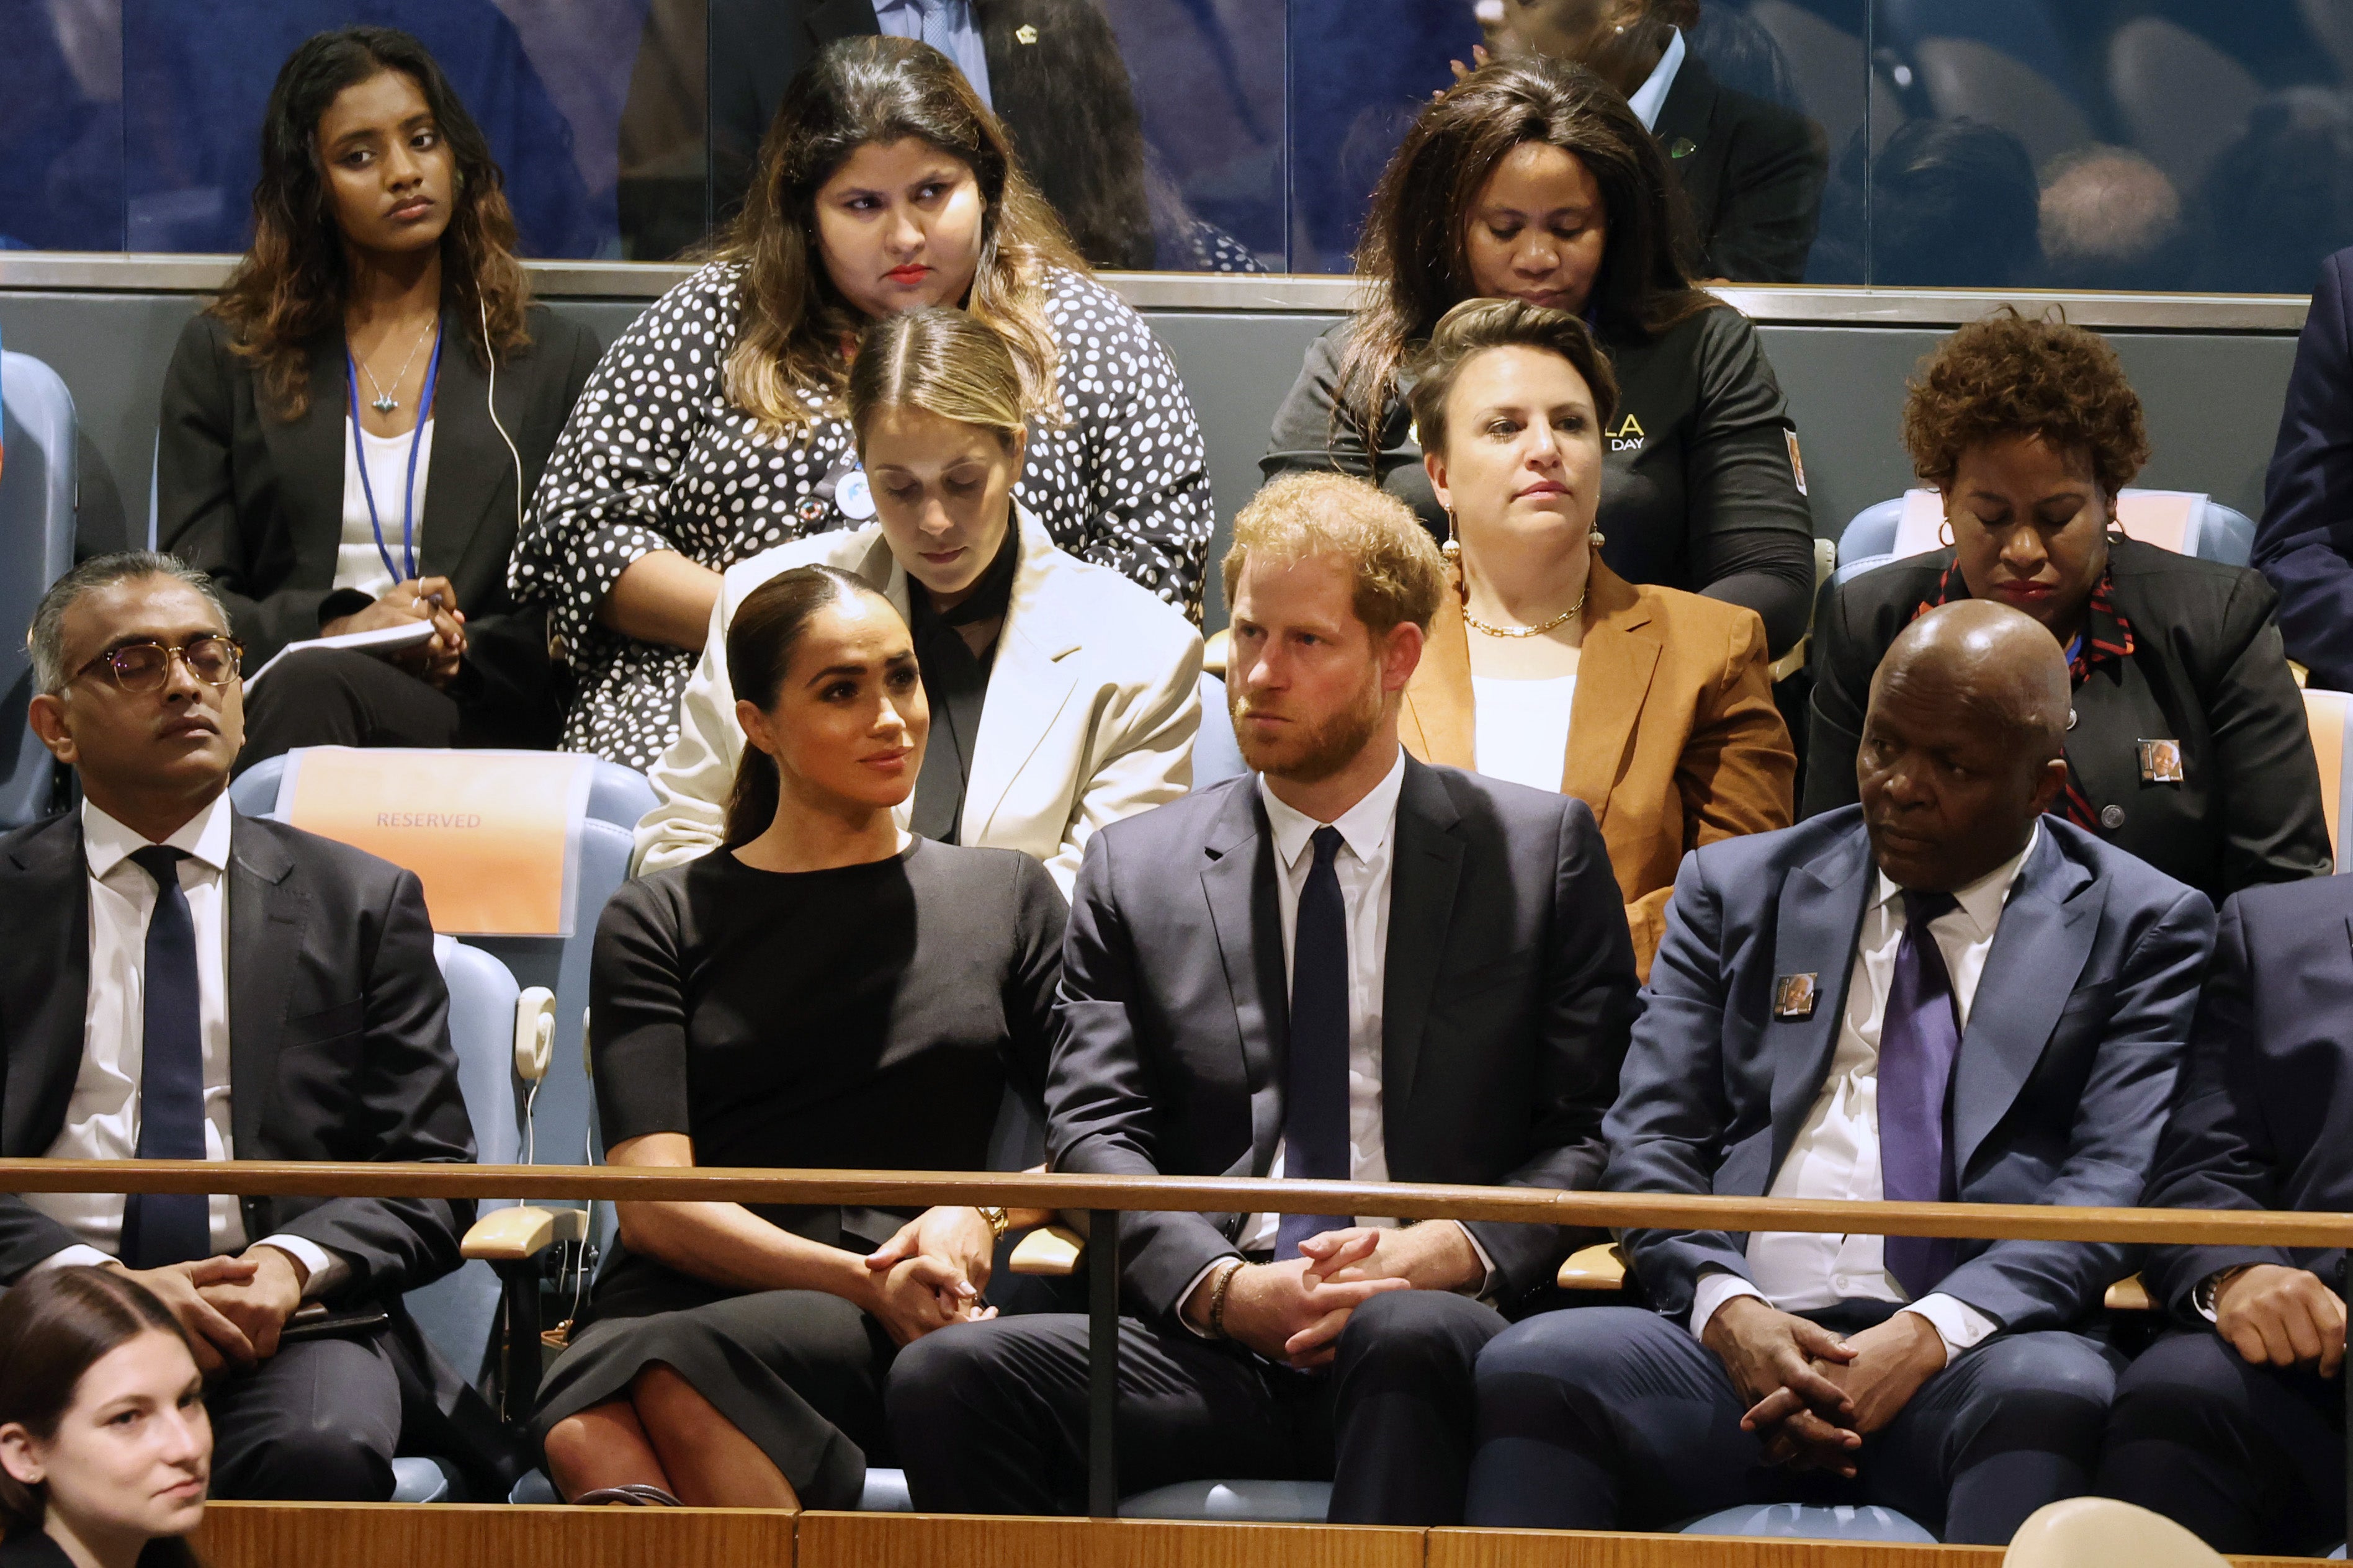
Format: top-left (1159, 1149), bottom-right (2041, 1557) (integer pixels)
top-left (357, 316), bottom-right (437, 415)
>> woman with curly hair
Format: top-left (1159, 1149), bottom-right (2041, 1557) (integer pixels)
top-left (1804, 311), bottom-right (2331, 901)
top-left (155, 26), bottom-right (602, 762)
top-left (1260, 53), bottom-right (1816, 660)
top-left (509, 35), bottom-right (1212, 769)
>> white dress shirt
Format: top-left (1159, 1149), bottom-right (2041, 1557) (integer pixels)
top-left (1626, 25), bottom-right (1687, 133)
top-left (1690, 824), bottom-right (2042, 1361)
top-left (31, 797), bottom-right (340, 1296)
top-left (1177, 750), bottom-right (1492, 1320)
top-left (336, 416), bottom-right (435, 598)
top-left (872, 0), bottom-right (993, 107)
top-left (1471, 673), bottom-right (1575, 792)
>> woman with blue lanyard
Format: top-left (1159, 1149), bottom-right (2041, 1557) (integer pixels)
top-left (156, 26), bottom-right (601, 768)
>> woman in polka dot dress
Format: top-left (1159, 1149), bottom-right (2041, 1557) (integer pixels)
top-left (509, 35), bottom-right (1214, 768)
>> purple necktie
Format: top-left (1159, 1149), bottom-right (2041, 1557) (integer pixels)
top-left (1278, 826), bottom-right (1352, 1260)
top-left (1881, 889), bottom-right (1962, 1298)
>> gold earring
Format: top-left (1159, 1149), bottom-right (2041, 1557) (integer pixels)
top-left (1589, 526), bottom-right (1606, 549)
top-left (1938, 516), bottom-right (1956, 549)
top-left (1441, 508), bottom-right (1462, 564)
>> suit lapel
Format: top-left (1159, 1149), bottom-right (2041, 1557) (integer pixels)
top-left (964, 514), bottom-right (1080, 843)
top-left (259, 336), bottom-right (351, 589)
top-left (1200, 784), bottom-right (1286, 1170)
top-left (1381, 757), bottom-right (1463, 1119)
top-left (1, 818), bottom-right (92, 1158)
top-left (1765, 825), bottom-right (1873, 1183)
top-left (1402, 587), bottom-right (1475, 767)
top-left (225, 817), bottom-right (303, 1154)
top-left (1950, 830), bottom-right (2099, 1181)
top-left (416, 329), bottom-right (509, 587)
top-left (809, 0), bottom-right (881, 42)
top-left (1559, 567), bottom-right (1657, 819)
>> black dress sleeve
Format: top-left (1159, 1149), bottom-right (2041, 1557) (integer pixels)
top-left (1262, 325), bottom-right (1383, 483)
top-left (1680, 308), bottom-right (1817, 656)
top-left (1800, 565), bottom-right (1881, 817)
top-left (586, 871), bottom-right (694, 1145)
top-left (1000, 853), bottom-right (1069, 1113)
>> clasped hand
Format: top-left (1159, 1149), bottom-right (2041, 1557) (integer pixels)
top-left (1702, 1296), bottom-right (1947, 1476)
top-left (111, 1245), bottom-right (308, 1375)
top-left (2213, 1265), bottom-right (2347, 1375)
top-left (859, 1206), bottom-right (1000, 1347)
top-left (321, 575), bottom-right (467, 688)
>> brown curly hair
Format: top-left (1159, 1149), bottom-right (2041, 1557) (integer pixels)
top-left (1901, 310), bottom-right (2149, 498)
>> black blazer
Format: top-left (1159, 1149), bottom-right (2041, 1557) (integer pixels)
top-left (0, 810), bottom-right (477, 1301)
top-left (1652, 53), bottom-right (1828, 285)
top-left (2140, 876), bottom-right (2353, 1321)
top-left (1046, 755), bottom-right (1639, 1319)
top-left (0, 1532), bottom-right (186, 1568)
top-left (1803, 540), bottom-right (2334, 905)
top-left (2254, 243), bottom-right (2353, 688)
top-left (156, 305), bottom-right (602, 745)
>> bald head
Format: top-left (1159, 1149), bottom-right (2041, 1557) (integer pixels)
top-left (1858, 601), bottom-right (2073, 892)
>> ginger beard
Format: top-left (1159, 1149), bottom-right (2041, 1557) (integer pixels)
top-left (1230, 651), bottom-right (1386, 785)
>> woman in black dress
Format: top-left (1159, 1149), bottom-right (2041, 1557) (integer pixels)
top-left (534, 564), bottom-right (1065, 1509)
top-left (1262, 55), bottom-right (1816, 658)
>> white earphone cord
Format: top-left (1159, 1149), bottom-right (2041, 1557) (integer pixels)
top-left (482, 295), bottom-right (526, 539)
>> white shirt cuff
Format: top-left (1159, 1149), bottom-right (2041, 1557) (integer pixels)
top-left (1689, 1268), bottom-right (1767, 1342)
top-left (1899, 1293), bottom-right (1999, 1362)
top-left (31, 1245), bottom-right (116, 1275)
top-left (1454, 1222), bottom-right (1498, 1296)
top-left (1176, 1255), bottom-right (1243, 1339)
top-left (252, 1235), bottom-right (346, 1301)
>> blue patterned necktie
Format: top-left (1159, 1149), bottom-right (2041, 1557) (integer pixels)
top-left (1880, 889), bottom-right (1962, 1297)
top-left (909, 0), bottom-right (960, 60)
top-left (120, 845), bottom-right (210, 1270)
top-left (1278, 826), bottom-right (1352, 1260)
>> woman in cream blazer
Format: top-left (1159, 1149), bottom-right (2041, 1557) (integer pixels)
top-left (1398, 298), bottom-right (1793, 978)
top-left (634, 310), bottom-right (1202, 891)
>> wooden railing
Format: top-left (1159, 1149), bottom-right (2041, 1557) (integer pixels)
top-left (11, 1158), bottom-right (2351, 1529)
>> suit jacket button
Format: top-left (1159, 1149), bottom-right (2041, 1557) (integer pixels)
top-left (2100, 804), bottom-right (2126, 830)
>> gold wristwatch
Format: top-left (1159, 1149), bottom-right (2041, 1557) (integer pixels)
top-left (975, 1206), bottom-right (1010, 1242)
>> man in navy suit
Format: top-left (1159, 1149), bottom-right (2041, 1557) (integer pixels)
top-left (1464, 600), bottom-right (2216, 1544)
top-left (2256, 244), bottom-right (2353, 689)
top-left (2095, 876), bottom-right (2353, 1555)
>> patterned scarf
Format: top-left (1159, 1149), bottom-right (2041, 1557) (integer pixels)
top-left (1911, 557), bottom-right (2136, 833)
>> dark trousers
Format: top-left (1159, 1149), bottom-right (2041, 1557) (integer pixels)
top-left (237, 648), bottom-right (462, 774)
top-left (204, 1330), bottom-right (404, 1500)
top-left (2097, 1328), bottom-right (2347, 1556)
top-left (887, 1289), bottom-right (1505, 1522)
top-left (1465, 1304), bottom-right (2121, 1544)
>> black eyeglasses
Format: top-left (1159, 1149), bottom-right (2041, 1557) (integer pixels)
top-left (74, 635), bottom-right (244, 693)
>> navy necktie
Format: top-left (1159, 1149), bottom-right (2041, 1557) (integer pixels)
top-left (1880, 889), bottom-right (1962, 1298)
top-left (1278, 826), bottom-right (1352, 1261)
top-left (120, 846), bottom-right (211, 1270)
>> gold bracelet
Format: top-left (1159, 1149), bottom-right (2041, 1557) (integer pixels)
top-left (1208, 1258), bottom-right (1246, 1341)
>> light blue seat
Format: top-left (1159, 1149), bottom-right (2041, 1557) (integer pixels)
top-left (1682, 1502), bottom-right (1937, 1542)
top-left (1194, 673), bottom-right (1247, 784)
top-left (1834, 488), bottom-right (2257, 589)
top-left (0, 351), bottom-right (77, 827)
top-left (1119, 1480), bottom-right (1336, 1522)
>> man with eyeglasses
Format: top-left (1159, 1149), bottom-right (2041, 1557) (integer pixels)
top-left (0, 552), bottom-right (491, 1500)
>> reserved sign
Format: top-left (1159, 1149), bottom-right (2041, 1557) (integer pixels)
top-left (278, 748), bottom-right (592, 935)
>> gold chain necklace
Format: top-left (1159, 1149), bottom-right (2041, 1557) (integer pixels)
top-left (1464, 586), bottom-right (1587, 638)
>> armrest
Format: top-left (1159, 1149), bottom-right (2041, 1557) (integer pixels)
top-left (1008, 1225), bottom-right (1086, 1278)
top-left (1768, 634), bottom-right (1809, 684)
top-left (462, 1205), bottom-right (588, 1263)
top-left (2103, 1273), bottom-right (2155, 1312)
top-left (1557, 1242), bottom-right (1628, 1291)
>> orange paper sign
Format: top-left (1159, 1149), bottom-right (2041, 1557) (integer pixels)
top-left (279, 748), bottom-right (591, 935)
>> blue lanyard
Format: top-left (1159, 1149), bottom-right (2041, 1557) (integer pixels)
top-left (346, 321), bottom-right (444, 586)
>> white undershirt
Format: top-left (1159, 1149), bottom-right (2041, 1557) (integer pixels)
top-left (337, 416), bottom-right (436, 597)
top-left (1471, 674), bottom-right (1577, 792)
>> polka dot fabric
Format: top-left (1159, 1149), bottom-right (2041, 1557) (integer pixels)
top-left (508, 261), bottom-right (1214, 768)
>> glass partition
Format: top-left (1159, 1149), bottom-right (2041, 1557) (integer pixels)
top-left (2, 0), bottom-right (2349, 294)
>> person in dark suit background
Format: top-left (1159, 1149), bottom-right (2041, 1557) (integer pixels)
top-left (1495, 0), bottom-right (1826, 282)
top-left (2094, 875), bottom-right (2353, 1555)
top-left (2254, 244), bottom-right (2353, 690)
top-left (0, 1268), bottom-right (211, 1568)
top-left (157, 27), bottom-right (601, 767)
top-left (0, 552), bottom-right (482, 1502)
top-left (1807, 311), bottom-right (2333, 907)
top-left (888, 471), bottom-right (1640, 1523)
top-left (1467, 601), bottom-right (2216, 1543)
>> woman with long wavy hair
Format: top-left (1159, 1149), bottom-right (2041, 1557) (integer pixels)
top-left (1262, 55), bottom-right (1816, 660)
top-left (156, 25), bottom-right (601, 765)
top-left (508, 34), bottom-right (1212, 769)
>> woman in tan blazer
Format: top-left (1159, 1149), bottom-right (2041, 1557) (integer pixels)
top-left (1399, 298), bottom-right (1793, 977)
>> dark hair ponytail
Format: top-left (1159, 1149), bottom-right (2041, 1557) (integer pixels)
top-left (721, 564), bottom-right (894, 848)
top-left (0, 1268), bottom-right (205, 1566)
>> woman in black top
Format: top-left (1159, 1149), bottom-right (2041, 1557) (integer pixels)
top-left (156, 28), bottom-right (600, 764)
top-left (1806, 312), bottom-right (2333, 903)
top-left (1262, 55), bottom-right (1816, 656)
top-left (0, 1269), bottom-right (208, 1568)
top-left (534, 564), bottom-right (1065, 1509)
